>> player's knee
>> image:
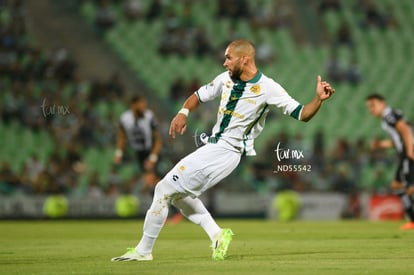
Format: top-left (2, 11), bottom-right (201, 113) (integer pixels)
top-left (153, 179), bottom-right (179, 205)
top-left (391, 181), bottom-right (404, 190)
top-left (171, 198), bottom-right (186, 215)
top-left (406, 186), bottom-right (414, 195)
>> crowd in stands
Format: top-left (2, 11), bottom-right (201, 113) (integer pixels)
top-left (246, 131), bottom-right (394, 195)
top-left (0, 0), bottom-right (401, 202)
top-left (320, 0), bottom-right (398, 86)
top-left (325, 48), bottom-right (362, 86)
top-left (90, 0), bottom-right (401, 87)
top-left (92, 0), bottom-right (291, 60)
top-left (0, 0), bottom-right (128, 197)
top-left (318, 0), bottom-right (398, 30)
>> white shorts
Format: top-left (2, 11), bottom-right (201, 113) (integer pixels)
top-left (164, 140), bottom-right (241, 197)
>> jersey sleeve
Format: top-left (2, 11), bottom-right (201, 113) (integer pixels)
top-left (384, 109), bottom-right (403, 127)
top-left (194, 73), bottom-right (224, 103)
top-left (119, 112), bottom-right (126, 130)
top-left (266, 81), bottom-right (303, 120)
top-left (149, 111), bottom-right (158, 130)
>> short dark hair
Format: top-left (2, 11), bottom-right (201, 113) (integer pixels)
top-left (366, 93), bottom-right (385, 101)
top-left (228, 39), bottom-right (256, 57)
top-left (130, 95), bottom-right (145, 104)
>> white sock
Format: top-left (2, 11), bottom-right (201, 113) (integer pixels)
top-left (172, 196), bottom-right (221, 241)
top-left (136, 234), bottom-right (156, 255)
top-left (199, 213), bottom-right (222, 241)
top-left (136, 179), bottom-right (177, 255)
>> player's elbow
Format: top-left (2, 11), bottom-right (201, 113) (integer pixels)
top-left (300, 114), bottom-right (312, 122)
top-left (299, 109), bottom-right (318, 122)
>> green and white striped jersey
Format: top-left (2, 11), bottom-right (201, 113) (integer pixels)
top-left (195, 71), bottom-right (303, 156)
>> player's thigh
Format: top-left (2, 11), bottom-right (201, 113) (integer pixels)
top-left (186, 143), bottom-right (240, 182)
top-left (405, 158), bottom-right (414, 184)
top-left (396, 157), bottom-right (414, 186)
top-left (153, 178), bottom-right (184, 203)
top-left (165, 143), bottom-right (241, 195)
top-left (391, 180), bottom-right (404, 190)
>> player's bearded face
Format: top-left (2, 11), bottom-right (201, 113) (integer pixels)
top-left (225, 57), bottom-right (243, 80)
top-left (132, 100), bottom-right (147, 116)
top-left (224, 47), bottom-right (244, 80)
top-left (231, 59), bottom-right (243, 80)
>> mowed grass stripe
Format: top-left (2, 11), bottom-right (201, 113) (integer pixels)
top-left (1, 220), bottom-right (414, 275)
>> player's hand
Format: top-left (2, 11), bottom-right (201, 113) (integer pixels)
top-left (316, 75), bottom-right (335, 101)
top-left (113, 155), bottom-right (122, 165)
top-left (144, 159), bottom-right (155, 171)
top-left (169, 114), bottom-right (187, 139)
top-left (371, 139), bottom-right (381, 150)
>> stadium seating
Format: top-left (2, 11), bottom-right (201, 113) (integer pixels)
top-left (50, 0), bottom-right (414, 190)
top-left (2, 0), bottom-right (413, 195)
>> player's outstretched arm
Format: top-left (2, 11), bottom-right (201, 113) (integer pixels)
top-left (396, 120), bottom-right (414, 160)
top-left (371, 139), bottom-right (394, 150)
top-left (169, 93), bottom-right (200, 139)
top-left (144, 129), bottom-right (163, 170)
top-left (114, 126), bottom-right (127, 164)
top-left (300, 75), bottom-right (335, 122)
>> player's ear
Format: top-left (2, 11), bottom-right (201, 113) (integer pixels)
top-left (242, 55), bottom-right (248, 65)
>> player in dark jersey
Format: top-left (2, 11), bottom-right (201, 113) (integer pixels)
top-left (366, 94), bottom-right (414, 230)
top-left (114, 95), bottom-right (162, 194)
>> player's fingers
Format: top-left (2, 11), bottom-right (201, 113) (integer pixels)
top-left (180, 124), bottom-right (187, 135)
top-left (169, 122), bottom-right (173, 135)
top-left (327, 90), bottom-right (334, 96)
top-left (169, 121), bottom-right (176, 138)
top-left (323, 84), bottom-right (333, 91)
top-left (317, 75), bottom-right (321, 84)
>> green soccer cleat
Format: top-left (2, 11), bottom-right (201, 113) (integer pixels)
top-left (111, 248), bottom-right (153, 262)
top-left (211, 228), bottom-right (234, 261)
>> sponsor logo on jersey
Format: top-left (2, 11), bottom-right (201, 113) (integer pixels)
top-left (226, 81), bottom-right (231, 88)
top-left (243, 98), bottom-right (256, 105)
top-left (219, 108), bottom-right (245, 119)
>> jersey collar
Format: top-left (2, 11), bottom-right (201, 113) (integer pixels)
top-left (382, 106), bottom-right (392, 118)
top-left (247, 71), bottom-right (262, 84)
top-left (231, 71), bottom-right (262, 84)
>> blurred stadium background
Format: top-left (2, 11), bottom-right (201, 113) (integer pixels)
top-left (0, 0), bottom-right (412, 220)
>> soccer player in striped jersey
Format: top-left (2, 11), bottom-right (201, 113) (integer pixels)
top-left (114, 95), bottom-right (162, 194)
top-left (366, 94), bottom-right (414, 230)
top-left (112, 39), bottom-right (335, 262)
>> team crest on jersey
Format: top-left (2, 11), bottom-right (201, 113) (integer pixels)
top-left (250, 85), bottom-right (261, 94)
top-left (179, 165), bottom-right (185, 171)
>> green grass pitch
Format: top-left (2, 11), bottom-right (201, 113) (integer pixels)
top-left (1, 219), bottom-right (414, 274)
